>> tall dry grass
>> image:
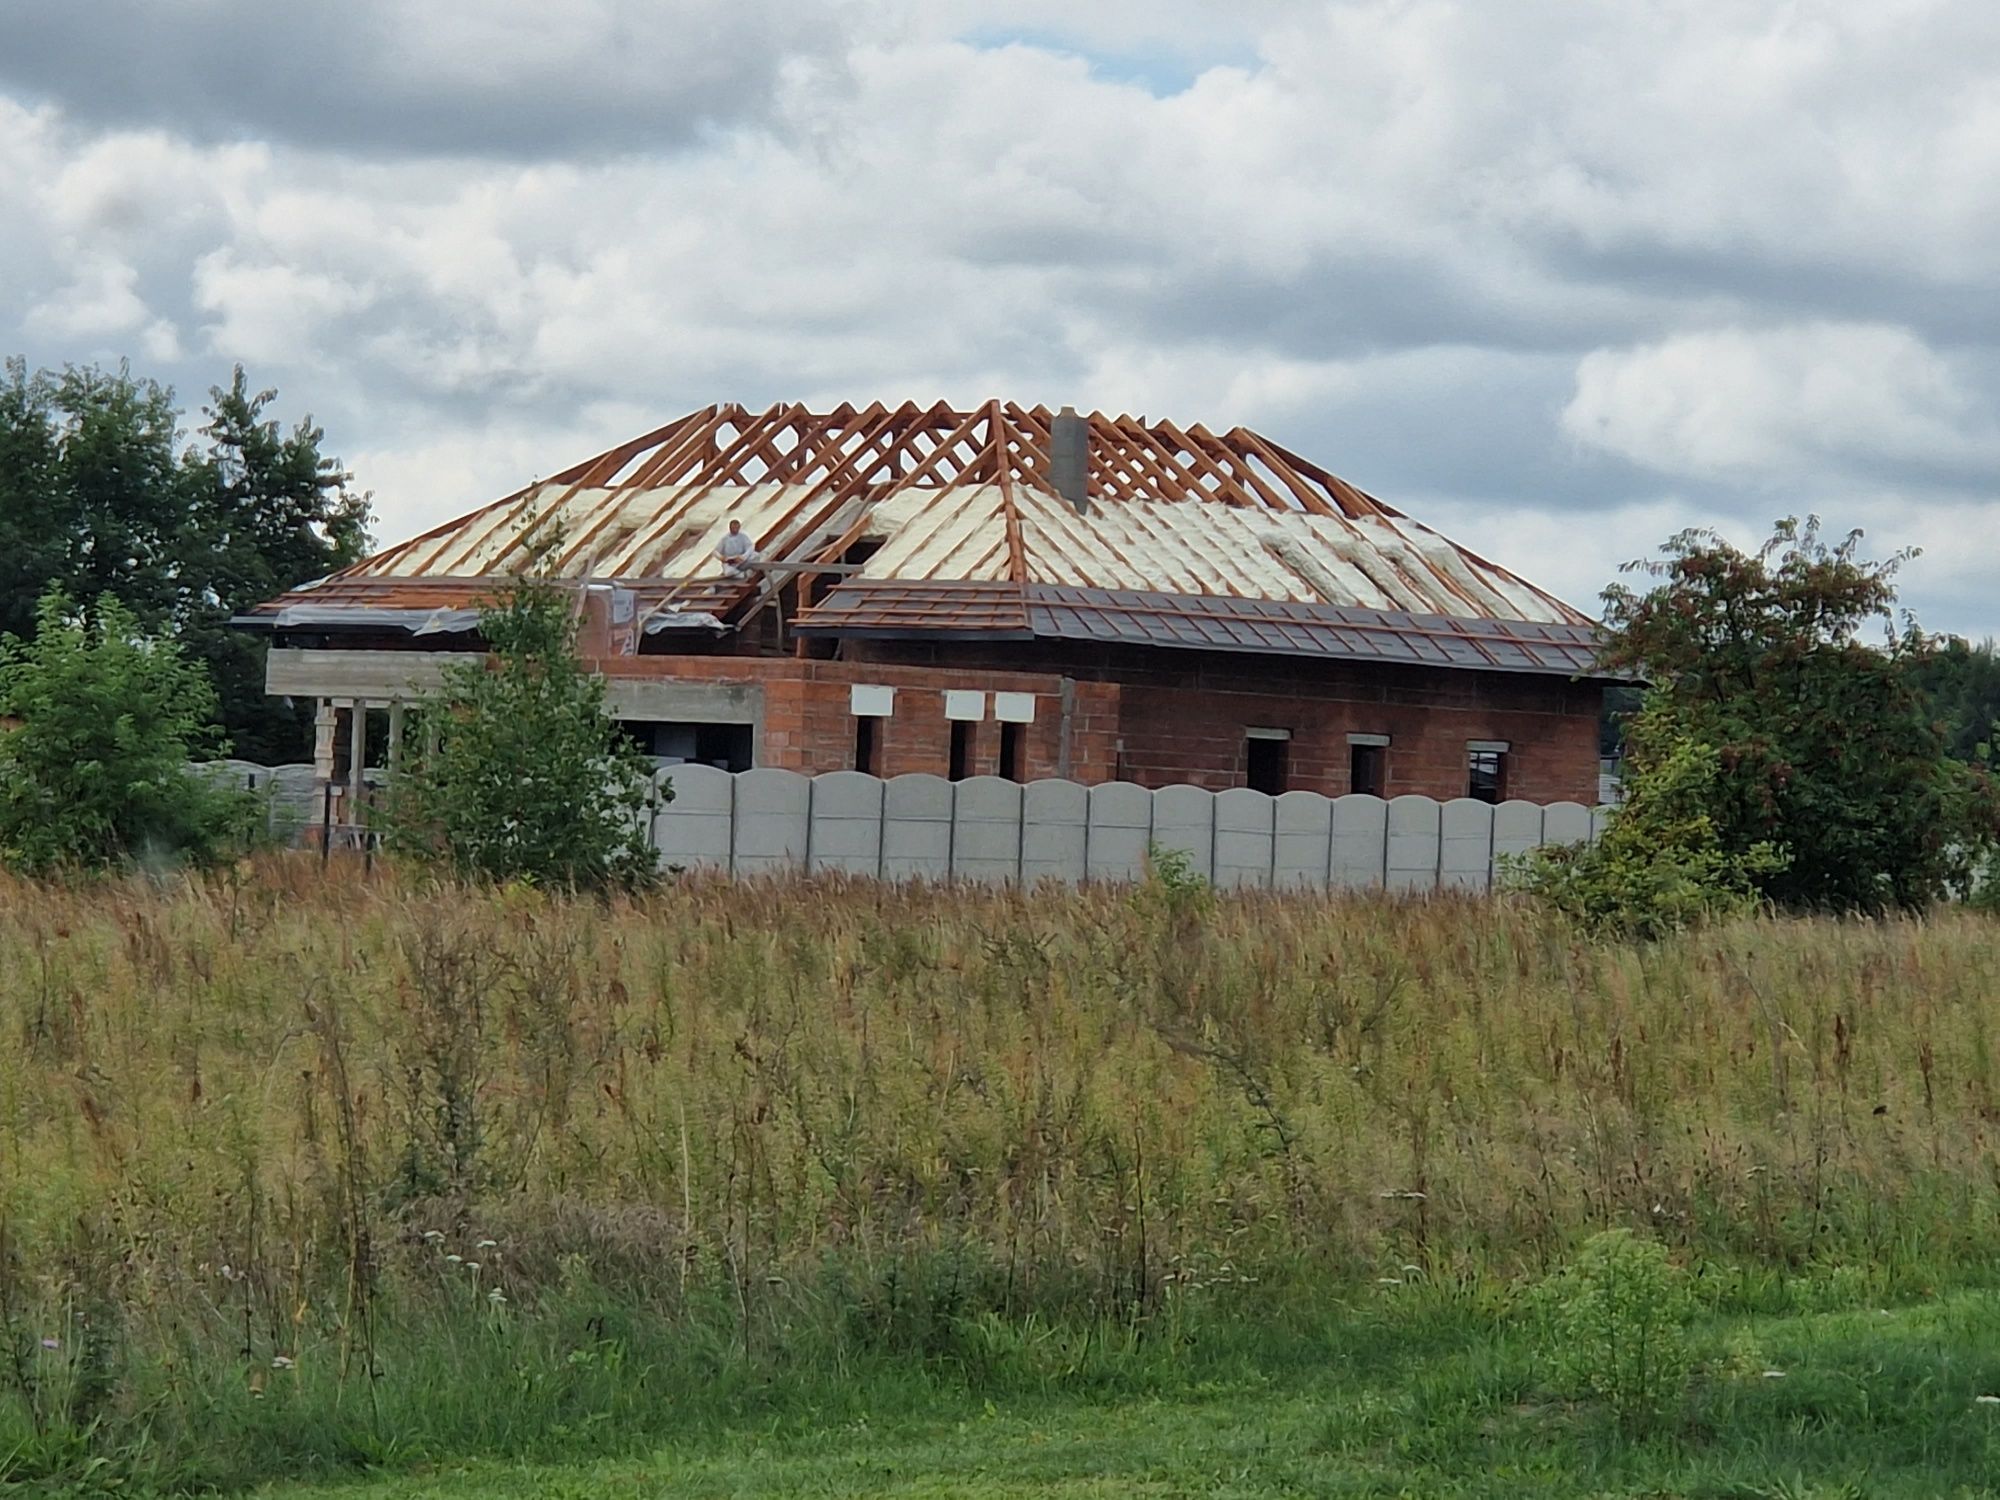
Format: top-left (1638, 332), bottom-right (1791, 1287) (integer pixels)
top-left (7, 858), bottom-right (2000, 1489)
top-left (5, 861), bottom-right (1997, 1312)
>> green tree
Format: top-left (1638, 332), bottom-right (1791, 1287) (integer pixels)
top-left (1903, 635), bottom-right (2000, 763)
top-left (1594, 517), bottom-right (1996, 913)
top-left (0, 363), bottom-right (63, 643)
top-left (0, 358), bottom-right (370, 761)
top-left (382, 578), bottom-right (663, 890)
top-left (0, 361), bottom-right (184, 639)
top-left (0, 592), bottom-right (254, 873)
top-left (176, 368), bottom-right (371, 761)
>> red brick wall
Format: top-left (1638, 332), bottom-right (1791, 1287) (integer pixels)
top-left (1114, 680), bottom-right (1597, 803)
top-left (588, 646), bottom-right (1600, 804)
top-left (594, 654), bottom-right (1121, 782)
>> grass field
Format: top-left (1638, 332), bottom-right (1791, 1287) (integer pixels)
top-left (3, 861), bottom-right (2000, 1494)
top-left (230, 1292), bottom-right (2000, 1499)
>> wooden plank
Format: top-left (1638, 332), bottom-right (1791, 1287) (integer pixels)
top-left (1155, 418), bottom-right (1286, 510)
top-left (1223, 427), bottom-right (1338, 516)
top-left (991, 401), bottom-right (1028, 584)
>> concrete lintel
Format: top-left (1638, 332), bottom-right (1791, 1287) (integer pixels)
top-left (267, 648), bottom-right (459, 700)
top-left (600, 678), bottom-right (762, 725)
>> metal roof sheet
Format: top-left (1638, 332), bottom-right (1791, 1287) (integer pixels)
top-left (798, 582), bottom-right (1613, 678)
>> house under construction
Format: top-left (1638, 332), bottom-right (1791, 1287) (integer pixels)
top-left (239, 401), bottom-right (1609, 805)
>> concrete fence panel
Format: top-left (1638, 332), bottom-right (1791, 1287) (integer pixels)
top-left (1086, 781), bottom-right (1153, 882)
top-left (1590, 804), bottom-right (1617, 842)
top-left (808, 770), bottom-right (885, 877)
top-left (220, 759), bottom-right (1609, 892)
top-left (952, 776), bottom-right (1024, 884)
top-left (1214, 788), bottom-right (1277, 890)
top-left (731, 767), bottom-right (811, 876)
top-left (1439, 798), bottom-right (1497, 891)
top-left (1331, 794), bottom-right (1389, 888)
top-left (1273, 791), bottom-right (1335, 890)
top-left (881, 774), bottom-right (954, 881)
top-left (1151, 784), bottom-right (1217, 883)
top-left (1542, 801), bottom-right (1593, 848)
top-left (1491, 800), bottom-right (1546, 876)
top-left (652, 768), bottom-right (732, 876)
top-left (1021, 779), bottom-right (1089, 885)
top-left (265, 764), bottom-right (321, 837)
top-left (196, 759), bottom-right (328, 839)
top-left (653, 763), bottom-right (733, 872)
top-left (1385, 794), bottom-right (1442, 892)
top-left (192, 757), bottom-right (270, 791)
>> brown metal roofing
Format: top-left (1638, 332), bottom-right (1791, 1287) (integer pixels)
top-left (248, 402), bottom-right (1593, 639)
top-left (798, 582), bottom-right (1609, 677)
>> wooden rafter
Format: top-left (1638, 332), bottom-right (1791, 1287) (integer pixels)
top-left (293, 400), bottom-right (1592, 630)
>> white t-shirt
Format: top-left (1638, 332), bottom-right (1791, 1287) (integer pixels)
top-left (717, 531), bottom-right (752, 561)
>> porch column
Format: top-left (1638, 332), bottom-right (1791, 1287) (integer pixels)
top-left (348, 699), bottom-right (367, 811)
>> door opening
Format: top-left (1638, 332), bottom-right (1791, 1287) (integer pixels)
top-left (1245, 729), bottom-right (1290, 794)
top-left (1349, 741), bottom-right (1386, 797)
top-left (998, 721), bottom-right (1024, 782)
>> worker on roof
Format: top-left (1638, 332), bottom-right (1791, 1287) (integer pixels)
top-left (714, 519), bottom-right (761, 579)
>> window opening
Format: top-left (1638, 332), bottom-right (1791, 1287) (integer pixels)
top-left (620, 720), bottom-right (753, 772)
top-left (1245, 732), bottom-right (1289, 794)
top-left (1467, 746), bottom-right (1508, 804)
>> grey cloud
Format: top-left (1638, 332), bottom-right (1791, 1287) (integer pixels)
top-left (1541, 240), bottom-right (2000, 353)
top-left (1102, 255), bottom-right (1660, 364)
top-left (6, 0), bottom-right (2000, 641)
top-left (0, 1), bottom-right (840, 158)
top-left (1202, 348), bottom-right (1666, 526)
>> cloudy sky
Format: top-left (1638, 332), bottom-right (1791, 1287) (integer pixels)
top-left (4, 0), bottom-right (1997, 635)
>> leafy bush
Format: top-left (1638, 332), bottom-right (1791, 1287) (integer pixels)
top-left (1144, 841), bottom-right (1210, 896)
top-left (381, 577), bottom-right (664, 891)
top-left (1135, 841), bottom-right (1216, 929)
top-left (1509, 728), bottom-right (1786, 938)
top-left (1536, 1229), bottom-right (1694, 1433)
top-left (0, 592), bottom-right (254, 873)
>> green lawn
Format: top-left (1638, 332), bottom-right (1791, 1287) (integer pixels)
top-left (250, 1294), bottom-right (2000, 1500)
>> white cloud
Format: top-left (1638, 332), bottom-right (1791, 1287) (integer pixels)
top-left (24, 255), bottom-right (149, 340)
top-left (191, 252), bottom-right (374, 366)
top-left (1562, 323), bottom-right (1995, 482)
